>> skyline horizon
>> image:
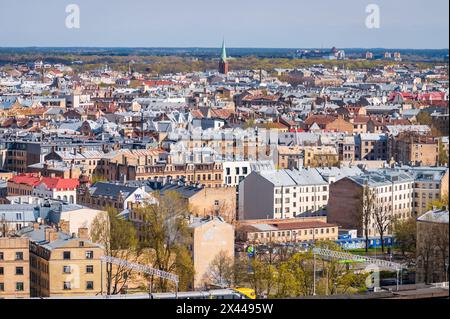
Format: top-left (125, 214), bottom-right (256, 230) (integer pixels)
top-left (1, 46), bottom-right (449, 50)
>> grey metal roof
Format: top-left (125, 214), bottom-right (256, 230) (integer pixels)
top-left (90, 182), bottom-right (138, 199)
top-left (258, 168), bottom-right (328, 187)
top-left (350, 169), bottom-right (414, 187)
top-left (159, 183), bottom-right (202, 198)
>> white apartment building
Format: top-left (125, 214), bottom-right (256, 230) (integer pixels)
top-left (222, 161), bottom-right (251, 187)
top-left (238, 168), bottom-right (329, 220)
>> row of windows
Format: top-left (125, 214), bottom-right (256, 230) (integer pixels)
top-left (275, 195), bottom-right (328, 204)
top-left (0, 266), bottom-right (24, 276)
top-left (0, 282), bottom-right (24, 292)
top-left (63, 250), bottom-right (94, 260)
top-left (275, 186), bottom-right (328, 194)
top-left (225, 167), bottom-right (249, 175)
top-left (62, 265), bottom-right (94, 274)
top-left (63, 281), bottom-right (94, 290)
top-left (275, 206), bottom-right (322, 214)
top-left (0, 251), bottom-right (24, 261)
top-left (253, 227), bottom-right (336, 239)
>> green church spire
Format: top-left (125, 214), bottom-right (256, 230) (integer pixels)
top-left (220, 39), bottom-right (227, 62)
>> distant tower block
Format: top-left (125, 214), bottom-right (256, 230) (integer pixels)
top-left (218, 39), bottom-right (229, 74)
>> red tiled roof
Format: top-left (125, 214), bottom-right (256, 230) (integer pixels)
top-left (272, 221), bottom-right (337, 231)
top-left (304, 114), bottom-right (336, 125)
top-left (352, 115), bottom-right (370, 124)
top-left (39, 177), bottom-right (79, 190)
top-left (8, 174), bottom-right (41, 186)
top-left (142, 80), bottom-right (174, 87)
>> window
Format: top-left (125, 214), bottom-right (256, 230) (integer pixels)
top-left (86, 281), bottom-right (94, 290)
top-left (86, 251), bottom-right (94, 259)
top-left (0, 267), bottom-right (3, 275)
top-left (63, 282), bottom-right (71, 290)
top-left (15, 252), bottom-right (23, 260)
top-left (86, 265), bottom-right (94, 273)
top-left (63, 251), bottom-right (71, 260)
top-left (15, 267), bottom-right (24, 275)
top-left (0, 283), bottom-right (4, 291)
top-left (16, 282), bottom-right (24, 291)
top-left (63, 266), bottom-right (71, 274)
top-left (0, 252), bottom-right (3, 260)
top-left (79, 241), bottom-right (84, 247)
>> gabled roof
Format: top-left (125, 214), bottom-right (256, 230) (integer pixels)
top-left (39, 177), bottom-right (79, 190)
top-left (89, 182), bottom-right (139, 199)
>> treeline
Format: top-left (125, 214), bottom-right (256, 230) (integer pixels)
top-left (0, 53), bottom-right (439, 75)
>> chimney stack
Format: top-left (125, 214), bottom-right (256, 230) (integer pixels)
top-left (59, 220), bottom-right (70, 234)
top-left (45, 227), bottom-right (59, 242)
top-left (78, 227), bottom-right (89, 240)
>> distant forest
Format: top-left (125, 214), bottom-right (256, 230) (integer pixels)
top-left (0, 47), bottom-right (447, 75)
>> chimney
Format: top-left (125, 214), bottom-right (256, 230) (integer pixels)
top-left (45, 228), bottom-right (59, 242)
top-left (33, 222), bottom-right (39, 230)
top-left (59, 220), bottom-right (70, 234)
top-left (78, 227), bottom-right (89, 240)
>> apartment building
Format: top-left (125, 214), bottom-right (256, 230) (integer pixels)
top-left (130, 162), bottom-right (225, 188)
top-left (0, 237), bottom-right (30, 299)
top-left (222, 161), bottom-right (251, 186)
top-left (32, 177), bottom-right (79, 204)
top-left (102, 148), bottom-right (168, 181)
top-left (389, 132), bottom-right (439, 166)
top-left (7, 173), bottom-right (41, 196)
top-left (0, 204), bottom-right (37, 236)
top-left (302, 146), bottom-right (339, 168)
top-left (18, 224), bottom-right (105, 297)
top-left (355, 133), bottom-right (388, 161)
top-left (337, 136), bottom-right (356, 162)
top-left (328, 170), bottom-right (414, 237)
top-left (276, 146), bottom-right (304, 169)
top-left (416, 208), bottom-right (449, 284)
top-left (188, 216), bottom-right (234, 290)
top-left (395, 166), bottom-right (449, 215)
top-left (78, 181), bottom-right (154, 211)
top-left (44, 149), bottom-right (107, 178)
top-left (239, 168), bottom-right (329, 220)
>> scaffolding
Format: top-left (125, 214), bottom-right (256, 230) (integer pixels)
top-left (100, 256), bottom-right (179, 298)
top-left (312, 247), bottom-right (404, 294)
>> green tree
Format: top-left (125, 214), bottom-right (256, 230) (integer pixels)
top-left (137, 191), bottom-right (194, 292)
top-left (287, 251), bottom-right (315, 296)
top-left (416, 111), bottom-right (432, 126)
top-left (426, 194), bottom-right (449, 211)
top-left (90, 207), bottom-right (138, 295)
top-left (393, 217), bottom-right (417, 258)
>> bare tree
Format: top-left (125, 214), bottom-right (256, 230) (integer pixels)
top-left (373, 204), bottom-right (392, 253)
top-left (204, 251), bottom-right (234, 288)
top-left (355, 183), bottom-right (376, 253)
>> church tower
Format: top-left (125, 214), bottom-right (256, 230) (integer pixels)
top-left (218, 39), bottom-right (229, 74)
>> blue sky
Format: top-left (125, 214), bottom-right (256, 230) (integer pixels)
top-left (0, 0), bottom-right (448, 48)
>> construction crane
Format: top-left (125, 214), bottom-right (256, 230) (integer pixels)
top-left (312, 247), bottom-right (404, 294)
top-left (100, 256), bottom-right (179, 298)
